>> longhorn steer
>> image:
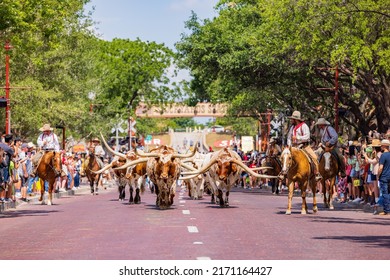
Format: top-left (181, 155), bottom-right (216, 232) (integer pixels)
top-left (117, 145), bottom-right (197, 209)
top-left (95, 133), bottom-right (148, 204)
top-left (181, 148), bottom-right (276, 207)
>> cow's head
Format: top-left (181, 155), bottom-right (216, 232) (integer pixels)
top-left (155, 153), bottom-right (179, 180)
top-left (215, 156), bottom-right (237, 181)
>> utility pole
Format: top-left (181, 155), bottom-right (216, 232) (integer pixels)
top-left (317, 64), bottom-right (340, 133)
top-left (334, 64), bottom-right (339, 133)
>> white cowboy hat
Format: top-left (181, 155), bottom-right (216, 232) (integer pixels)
top-left (314, 118), bottom-right (330, 126)
top-left (27, 142), bottom-right (36, 149)
top-left (39, 123), bottom-right (53, 132)
top-left (380, 139), bottom-right (390, 146)
top-left (288, 111), bottom-right (304, 121)
top-left (91, 137), bottom-right (100, 143)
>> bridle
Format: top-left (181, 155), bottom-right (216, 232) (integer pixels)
top-left (280, 148), bottom-right (297, 175)
top-left (47, 151), bottom-right (62, 177)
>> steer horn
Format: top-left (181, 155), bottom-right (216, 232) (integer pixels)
top-left (113, 157), bottom-right (149, 170)
top-left (232, 159), bottom-right (279, 179)
top-left (91, 162), bottom-right (113, 174)
top-left (134, 148), bottom-right (160, 158)
top-left (100, 132), bottom-right (127, 159)
top-left (173, 144), bottom-right (198, 158)
top-left (179, 158), bottom-right (217, 176)
top-left (180, 162), bottom-right (198, 171)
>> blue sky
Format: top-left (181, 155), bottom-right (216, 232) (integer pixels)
top-left (85, 0), bottom-right (220, 49)
top-left (84, 0), bottom-right (220, 125)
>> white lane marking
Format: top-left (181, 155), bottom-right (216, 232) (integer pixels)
top-left (182, 210), bottom-right (190, 215)
top-left (197, 257), bottom-right (211, 260)
top-left (193, 241), bottom-right (203, 245)
top-left (180, 200), bottom-right (186, 204)
top-left (187, 226), bottom-right (199, 233)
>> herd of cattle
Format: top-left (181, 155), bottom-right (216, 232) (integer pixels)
top-left (93, 134), bottom-right (277, 209)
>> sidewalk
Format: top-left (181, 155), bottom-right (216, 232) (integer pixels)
top-left (238, 184), bottom-right (384, 214)
top-left (0, 180), bottom-right (117, 213)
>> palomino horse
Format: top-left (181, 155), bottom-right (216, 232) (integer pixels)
top-left (280, 147), bottom-right (318, 215)
top-left (85, 146), bottom-right (102, 195)
top-left (261, 155), bottom-right (282, 194)
top-left (318, 149), bottom-right (339, 209)
top-left (36, 151), bottom-right (62, 205)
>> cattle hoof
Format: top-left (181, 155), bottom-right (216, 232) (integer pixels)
top-left (301, 210), bottom-right (307, 215)
top-left (285, 210), bottom-right (291, 215)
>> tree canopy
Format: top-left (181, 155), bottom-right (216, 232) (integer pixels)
top-left (1, 0), bottom-right (389, 145)
top-left (176, 0), bottom-right (390, 137)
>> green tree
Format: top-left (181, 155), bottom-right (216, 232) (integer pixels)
top-left (177, 0), bottom-right (390, 135)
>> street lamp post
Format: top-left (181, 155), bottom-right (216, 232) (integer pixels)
top-left (317, 64), bottom-right (340, 133)
top-left (5, 42), bottom-right (11, 134)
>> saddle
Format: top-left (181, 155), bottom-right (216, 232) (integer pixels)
top-left (297, 147), bottom-right (316, 174)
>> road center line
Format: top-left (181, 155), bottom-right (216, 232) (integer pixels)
top-left (187, 226), bottom-right (199, 233)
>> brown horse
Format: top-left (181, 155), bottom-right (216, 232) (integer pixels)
top-left (36, 151), bottom-right (62, 205)
top-left (85, 146), bottom-right (102, 195)
top-left (319, 150), bottom-right (339, 209)
top-left (280, 147), bottom-right (318, 215)
top-left (261, 155), bottom-right (282, 194)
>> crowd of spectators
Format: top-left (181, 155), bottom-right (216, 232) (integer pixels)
top-left (0, 133), bottom-right (84, 203)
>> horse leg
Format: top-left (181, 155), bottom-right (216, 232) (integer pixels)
top-left (286, 181), bottom-right (294, 215)
top-left (95, 175), bottom-right (100, 195)
top-left (311, 178), bottom-right (318, 213)
top-left (90, 179), bottom-right (94, 194)
top-left (39, 179), bottom-right (45, 204)
top-left (329, 177), bottom-right (336, 210)
top-left (47, 180), bottom-right (54, 206)
top-left (321, 178), bottom-right (329, 208)
top-left (300, 181), bottom-right (308, 215)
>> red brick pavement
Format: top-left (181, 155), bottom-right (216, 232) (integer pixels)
top-left (1, 183), bottom-right (389, 260)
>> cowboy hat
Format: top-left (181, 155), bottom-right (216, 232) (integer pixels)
top-left (39, 123), bottom-right (53, 132)
top-left (369, 138), bottom-right (381, 147)
top-left (314, 118), bottom-right (330, 126)
top-left (91, 137), bottom-right (100, 143)
top-left (380, 139), bottom-right (390, 146)
top-left (288, 111), bottom-right (304, 121)
top-left (269, 137), bottom-right (276, 143)
top-left (27, 142), bottom-right (36, 149)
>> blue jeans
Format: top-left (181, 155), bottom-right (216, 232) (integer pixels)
top-left (379, 181), bottom-right (390, 213)
top-left (74, 172), bottom-right (80, 187)
top-left (27, 177), bottom-right (38, 194)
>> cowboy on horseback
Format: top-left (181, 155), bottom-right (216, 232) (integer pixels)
top-left (30, 123), bottom-right (61, 177)
top-left (84, 137), bottom-right (105, 169)
top-left (284, 111), bottom-right (322, 181)
top-left (314, 118), bottom-right (346, 178)
top-left (266, 137), bottom-right (282, 157)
